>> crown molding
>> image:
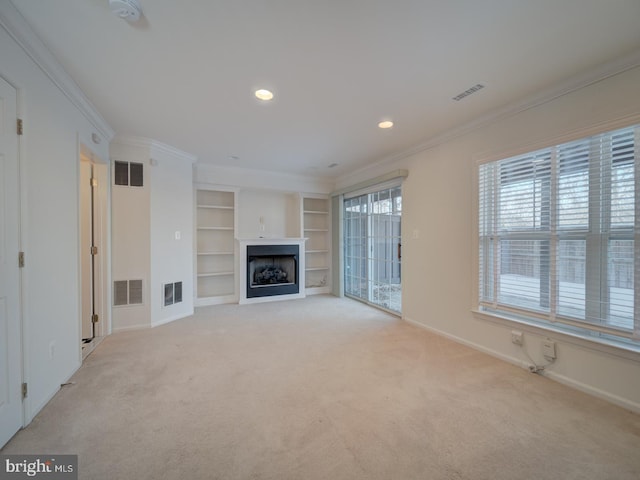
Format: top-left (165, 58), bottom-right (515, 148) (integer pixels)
top-left (196, 162), bottom-right (330, 184)
top-left (341, 49), bottom-right (640, 184)
top-left (112, 135), bottom-right (197, 163)
top-left (195, 162), bottom-right (335, 194)
top-left (0, 2), bottom-right (115, 141)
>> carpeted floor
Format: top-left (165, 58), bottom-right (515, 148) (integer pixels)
top-left (2, 295), bottom-right (640, 479)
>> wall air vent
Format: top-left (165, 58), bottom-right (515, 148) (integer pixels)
top-left (114, 279), bottom-right (143, 306)
top-left (164, 281), bottom-right (183, 307)
top-left (114, 161), bottom-right (144, 187)
top-left (452, 84), bottom-right (485, 101)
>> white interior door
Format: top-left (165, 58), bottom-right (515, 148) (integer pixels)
top-left (0, 77), bottom-right (23, 447)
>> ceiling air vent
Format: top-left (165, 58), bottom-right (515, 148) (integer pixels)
top-left (452, 84), bottom-right (485, 101)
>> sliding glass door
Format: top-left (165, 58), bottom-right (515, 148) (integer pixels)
top-left (344, 186), bottom-right (402, 313)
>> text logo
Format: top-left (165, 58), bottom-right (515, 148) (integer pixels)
top-left (0, 456), bottom-right (77, 480)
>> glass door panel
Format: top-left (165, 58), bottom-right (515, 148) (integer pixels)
top-left (344, 186), bottom-right (401, 313)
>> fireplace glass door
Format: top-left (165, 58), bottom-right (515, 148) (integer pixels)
top-left (344, 186), bottom-right (402, 313)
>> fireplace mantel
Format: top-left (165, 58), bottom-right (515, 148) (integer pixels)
top-left (238, 238), bottom-right (306, 304)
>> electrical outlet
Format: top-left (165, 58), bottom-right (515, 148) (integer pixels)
top-left (511, 330), bottom-right (523, 346)
top-left (542, 339), bottom-right (556, 360)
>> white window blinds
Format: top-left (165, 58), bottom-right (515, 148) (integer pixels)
top-left (478, 124), bottom-right (640, 344)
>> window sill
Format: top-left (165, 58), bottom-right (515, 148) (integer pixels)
top-left (472, 308), bottom-right (640, 363)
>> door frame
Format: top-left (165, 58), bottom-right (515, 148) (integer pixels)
top-left (0, 75), bottom-right (24, 446)
top-left (78, 142), bottom-right (110, 359)
top-left (343, 184), bottom-right (403, 314)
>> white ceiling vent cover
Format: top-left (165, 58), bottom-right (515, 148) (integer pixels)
top-left (109, 0), bottom-right (142, 22)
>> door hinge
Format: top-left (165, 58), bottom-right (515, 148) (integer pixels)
top-left (90, 246), bottom-right (98, 255)
top-left (90, 177), bottom-right (98, 187)
top-left (17, 118), bottom-right (23, 135)
top-left (91, 314), bottom-right (99, 324)
top-left (21, 382), bottom-right (28, 399)
top-left (18, 251), bottom-right (25, 268)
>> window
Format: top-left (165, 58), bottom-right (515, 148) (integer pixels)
top-left (114, 161), bottom-right (144, 187)
top-left (478, 124), bottom-right (639, 346)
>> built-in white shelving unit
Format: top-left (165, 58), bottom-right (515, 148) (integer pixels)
top-left (195, 188), bottom-right (237, 305)
top-left (302, 195), bottom-right (331, 294)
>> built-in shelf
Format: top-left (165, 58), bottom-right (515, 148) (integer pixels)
top-left (197, 271), bottom-right (235, 277)
top-left (195, 188), bottom-right (237, 305)
top-left (302, 196), bottom-right (331, 294)
top-left (197, 205), bottom-right (234, 210)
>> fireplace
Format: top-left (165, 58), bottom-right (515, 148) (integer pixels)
top-left (246, 244), bottom-right (299, 298)
top-left (239, 238), bottom-right (306, 304)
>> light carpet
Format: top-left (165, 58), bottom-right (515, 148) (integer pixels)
top-left (2, 295), bottom-right (640, 479)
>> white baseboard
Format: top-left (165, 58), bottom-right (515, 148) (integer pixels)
top-left (403, 316), bottom-right (640, 414)
top-left (111, 323), bottom-right (151, 334)
top-left (151, 310), bottom-right (194, 328)
top-left (542, 369), bottom-right (640, 414)
top-left (195, 294), bottom-right (237, 307)
top-left (24, 361), bottom-right (81, 425)
top-left (305, 286), bottom-right (331, 295)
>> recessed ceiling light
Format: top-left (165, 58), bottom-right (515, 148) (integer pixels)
top-left (255, 89), bottom-right (274, 101)
top-left (378, 120), bottom-right (394, 129)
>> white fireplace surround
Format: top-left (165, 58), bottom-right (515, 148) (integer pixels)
top-left (238, 238), bottom-right (306, 304)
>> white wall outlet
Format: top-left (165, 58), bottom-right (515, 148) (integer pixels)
top-left (542, 339), bottom-right (556, 360)
top-left (511, 330), bottom-right (524, 346)
top-left (174, 231), bottom-right (181, 240)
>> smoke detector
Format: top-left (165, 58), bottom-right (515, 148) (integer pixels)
top-left (109, 0), bottom-right (142, 22)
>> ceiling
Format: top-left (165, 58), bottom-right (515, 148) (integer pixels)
top-left (10, 0), bottom-right (640, 178)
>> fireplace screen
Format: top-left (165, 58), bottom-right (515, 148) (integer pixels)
top-left (250, 256), bottom-right (296, 287)
top-left (246, 244), bottom-right (300, 298)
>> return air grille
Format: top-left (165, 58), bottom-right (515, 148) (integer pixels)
top-left (114, 161), bottom-right (144, 187)
top-left (114, 279), bottom-right (143, 306)
top-left (164, 281), bottom-right (183, 306)
top-left (452, 84), bottom-right (485, 101)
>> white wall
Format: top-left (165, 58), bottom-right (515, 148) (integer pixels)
top-left (0, 6), bottom-right (112, 422)
top-left (196, 164), bottom-right (333, 195)
top-left (340, 66), bottom-right (640, 411)
top-left (149, 145), bottom-right (195, 327)
top-left (237, 189), bottom-right (294, 239)
top-left (110, 142), bottom-right (151, 331)
top-left (111, 138), bottom-right (195, 331)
